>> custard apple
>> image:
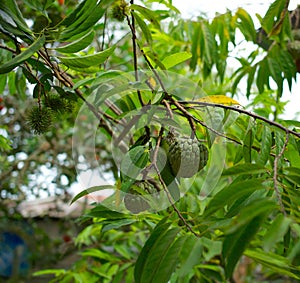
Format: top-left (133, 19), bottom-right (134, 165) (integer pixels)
top-left (124, 181), bottom-right (158, 213)
top-left (167, 135), bottom-right (208, 178)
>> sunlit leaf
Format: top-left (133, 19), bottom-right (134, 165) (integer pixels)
top-left (130, 4), bottom-right (160, 29)
top-left (133, 12), bottom-right (153, 43)
top-left (161, 52), bottom-right (192, 69)
top-left (235, 8), bottom-right (256, 41)
top-left (196, 95), bottom-right (240, 106)
top-left (71, 185), bottom-right (115, 204)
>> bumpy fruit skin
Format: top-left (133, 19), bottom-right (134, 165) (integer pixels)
top-left (167, 136), bottom-right (208, 178)
top-left (124, 181), bottom-right (157, 214)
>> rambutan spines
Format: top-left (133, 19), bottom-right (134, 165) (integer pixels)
top-left (27, 106), bottom-right (53, 135)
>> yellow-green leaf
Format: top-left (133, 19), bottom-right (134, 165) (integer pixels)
top-left (161, 52), bottom-right (192, 69)
top-left (197, 95), bottom-right (241, 106)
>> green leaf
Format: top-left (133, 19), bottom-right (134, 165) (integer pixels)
top-left (222, 163), bottom-right (266, 176)
top-left (263, 214), bottom-right (292, 252)
top-left (243, 128), bottom-right (254, 163)
top-left (178, 235), bottom-right (203, 278)
top-left (86, 204), bottom-right (128, 219)
top-left (33, 269), bottom-right (66, 276)
top-left (256, 125), bottom-right (272, 165)
top-left (235, 8), bottom-right (256, 42)
top-left (102, 219), bottom-right (136, 232)
top-left (261, 0), bottom-right (286, 34)
top-left (0, 134), bottom-right (12, 152)
top-left (199, 21), bottom-right (216, 77)
top-left (0, 0), bottom-right (32, 38)
top-left (57, 0), bottom-right (88, 27)
top-left (151, 235), bottom-right (186, 282)
top-left (267, 56), bottom-right (283, 95)
top-left (190, 23), bottom-right (200, 71)
top-left (55, 30), bottom-right (95, 53)
top-left (120, 146), bottom-right (149, 180)
top-left (256, 60), bottom-right (268, 93)
top-left (135, 224), bottom-right (180, 283)
top-left (204, 179), bottom-right (264, 217)
top-left (59, 0), bottom-right (113, 41)
top-left (82, 248), bottom-right (120, 262)
top-left (130, 4), bottom-right (160, 30)
top-left (0, 35), bottom-right (45, 74)
top-left (246, 65), bottom-right (256, 97)
top-left (223, 214), bottom-right (267, 279)
top-left (70, 185), bottom-right (115, 204)
top-left (161, 52), bottom-right (192, 70)
top-left (133, 12), bottom-right (152, 43)
top-left (245, 249), bottom-right (300, 279)
top-left (225, 199), bottom-right (277, 233)
top-left (134, 219), bottom-right (171, 283)
top-left (58, 46), bottom-right (116, 69)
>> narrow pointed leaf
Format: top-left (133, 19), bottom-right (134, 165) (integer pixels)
top-left (222, 163), bottom-right (266, 176)
top-left (58, 46), bottom-right (116, 69)
top-left (223, 214), bottom-right (267, 278)
top-left (0, 0), bottom-right (32, 35)
top-left (204, 179), bottom-right (264, 216)
top-left (133, 12), bottom-right (152, 43)
top-left (130, 4), bottom-right (160, 29)
top-left (134, 220), bottom-right (171, 283)
top-left (245, 249), bottom-right (300, 279)
top-left (151, 235), bottom-right (186, 282)
top-left (161, 52), bottom-right (192, 69)
top-left (0, 35), bottom-right (45, 74)
top-left (196, 95), bottom-right (240, 106)
top-left (136, 227), bottom-right (180, 283)
top-left (256, 125), bottom-right (272, 165)
top-left (55, 30), bottom-right (95, 53)
top-left (71, 185), bottom-right (115, 204)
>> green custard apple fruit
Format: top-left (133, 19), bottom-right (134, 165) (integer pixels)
top-left (167, 135), bottom-right (208, 178)
top-left (124, 181), bottom-right (158, 214)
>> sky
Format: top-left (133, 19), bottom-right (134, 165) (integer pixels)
top-left (172, 0), bottom-right (300, 120)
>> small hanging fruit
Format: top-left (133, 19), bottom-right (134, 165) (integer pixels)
top-left (26, 106), bottom-right (53, 135)
top-left (124, 180), bottom-right (158, 214)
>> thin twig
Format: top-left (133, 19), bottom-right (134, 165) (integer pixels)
top-left (181, 101), bottom-right (300, 139)
top-left (126, 2), bottom-right (144, 106)
top-left (273, 132), bottom-right (289, 215)
top-left (153, 162), bottom-right (201, 237)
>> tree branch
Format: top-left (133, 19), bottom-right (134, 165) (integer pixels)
top-left (181, 101), bottom-right (300, 139)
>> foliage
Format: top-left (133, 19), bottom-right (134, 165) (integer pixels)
top-left (1, 0), bottom-right (300, 282)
